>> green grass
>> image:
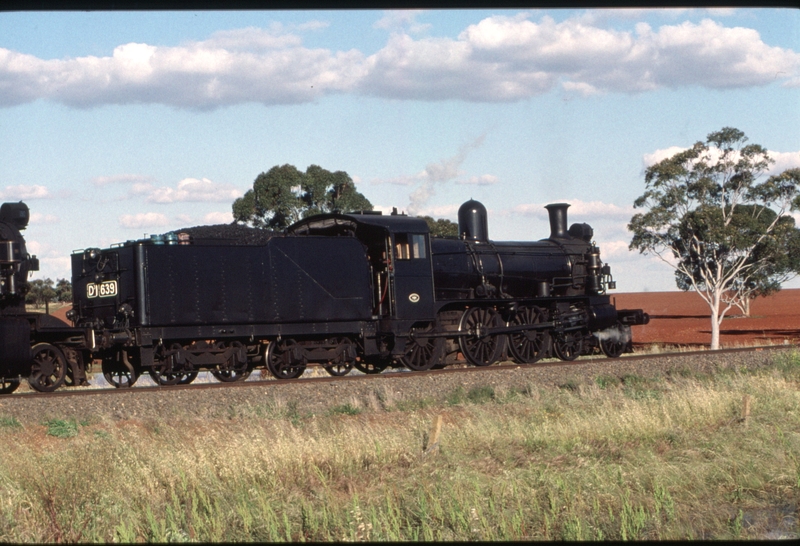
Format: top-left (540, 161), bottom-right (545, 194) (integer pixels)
top-left (0, 352), bottom-right (798, 541)
top-left (44, 419), bottom-right (79, 439)
top-left (0, 417), bottom-right (22, 430)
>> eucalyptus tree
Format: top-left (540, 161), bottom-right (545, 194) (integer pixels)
top-left (628, 127), bottom-right (800, 349)
top-left (232, 164), bottom-right (373, 229)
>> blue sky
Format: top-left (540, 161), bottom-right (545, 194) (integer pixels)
top-left (0, 8), bottom-right (798, 293)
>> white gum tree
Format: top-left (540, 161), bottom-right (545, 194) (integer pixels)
top-left (628, 127), bottom-right (800, 350)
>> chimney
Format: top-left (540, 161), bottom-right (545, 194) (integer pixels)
top-left (545, 203), bottom-right (570, 239)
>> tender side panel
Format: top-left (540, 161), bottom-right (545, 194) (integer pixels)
top-left (144, 244), bottom-right (268, 326)
top-left (268, 237), bottom-right (372, 323)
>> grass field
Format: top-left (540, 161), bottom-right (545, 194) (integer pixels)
top-left (1, 352), bottom-right (798, 541)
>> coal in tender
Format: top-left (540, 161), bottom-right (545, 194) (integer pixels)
top-left (174, 223), bottom-right (278, 246)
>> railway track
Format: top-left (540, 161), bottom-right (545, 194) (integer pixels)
top-left (3, 344), bottom-right (793, 402)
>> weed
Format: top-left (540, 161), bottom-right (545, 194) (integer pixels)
top-left (286, 400), bottom-right (302, 426)
top-left (330, 403), bottom-right (361, 416)
top-left (44, 419), bottom-right (78, 438)
top-left (467, 385), bottom-right (495, 404)
top-left (558, 379), bottom-right (580, 391)
top-left (0, 416), bottom-right (22, 429)
top-left (446, 386), bottom-right (466, 406)
top-left (596, 375), bottom-right (620, 389)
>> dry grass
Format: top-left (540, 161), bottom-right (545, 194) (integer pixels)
top-left (0, 353), bottom-right (798, 541)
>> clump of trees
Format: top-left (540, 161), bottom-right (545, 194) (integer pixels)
top-left (25, 278), bottom-right (71, 309)
top-left (421, 216), bottom-right (459, 237)
top-left (628, 127), bottom-right (800, 349)
top-left (232, 164), bottom-right (373, 229)
top-left (233, 164), bottom-right (459, 237)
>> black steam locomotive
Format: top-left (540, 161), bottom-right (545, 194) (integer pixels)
top-left (0, 199), bottom-right (648, 393)
top-left (0, 202), bottom-right (93, 394)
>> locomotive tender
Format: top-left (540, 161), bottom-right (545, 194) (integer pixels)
top-left (0, 199), bottom-right (648, 393)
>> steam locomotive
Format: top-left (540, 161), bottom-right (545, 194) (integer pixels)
top-left (0, 199), bottom-right (648, 393)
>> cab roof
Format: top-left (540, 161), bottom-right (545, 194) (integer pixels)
top-left (286, 211), bottom-right (429, 236)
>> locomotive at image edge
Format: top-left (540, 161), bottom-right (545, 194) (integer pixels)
top-left (0, 199), bottom-right (649, 393)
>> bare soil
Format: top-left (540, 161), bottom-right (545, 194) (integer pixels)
top-left (614, 288), bottom-right (800, 348)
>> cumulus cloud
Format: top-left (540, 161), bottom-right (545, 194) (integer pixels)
top-left (144, 177), bottom-right (243, 204)
top-left (643, 145), bottom-right (800, 176)
top-left (115, 177), bottom-right (242, 204)
top-left (0, 185), bottom-right (50, 199)
top-left (0, 26), bottom-right (365, 109)
top-left (119, 212), bottom-right (169, 229)
top-left (359, 15), bottom-right (799, 101)
top-left (28, 213), bottom-right (59, 225)
top-left (456, 174), bottom-right (498, 186)
top-left (90, 173), bottom-right (155, 186)
top-left (0, 13), bottom-right (796, 108)
top-left (768, 151), bottom-right (800, 175)
top-left (374, 10), bottom-right (431, 34)
top-left (202, 211), bottom-right (234, 224)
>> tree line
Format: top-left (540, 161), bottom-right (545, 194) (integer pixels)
top-left (25, 278), bottom-right (72, 309)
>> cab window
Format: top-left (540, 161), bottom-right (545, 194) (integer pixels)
top-left (395, 233), bottom-right (427, 260)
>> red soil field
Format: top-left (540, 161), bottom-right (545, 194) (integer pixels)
top-left (614, 288), bottom-right (800, 348)
top-left (49, 288), bottom-right (800, 350)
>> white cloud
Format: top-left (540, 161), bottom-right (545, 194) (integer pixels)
top-left (119, 212), bottom-right (169, 229)
top-left (0, 26), bottom-right (366, 109)
top-left (202, 211), bottom-right (233, 224)
top-left (510, 199), bottom-right (635, 220)
top-left (360, 15), bottom-right (799, 101)
top-left (145, 178), bottom-right (243, 203)
top-left (28, 212), bottom-right (59, 225)
top-left (0, 185), bottom-right (50, 199)
top-left (0, 13), bottom-right (795, 108)
top-left (595, 239), bottom-right (633, 259)
top-left (642, 146), bottom-right (688, 167)
top-left (768, 151), bottom-right (800, 175)
top-left (456, 174), bottom-right (498, 186)
top-left (643, 145), bottom-right (800, 175)
top-left (90, 173), bottom-right (155, 186)
top-left (374, 10), bottom-right (431, 34)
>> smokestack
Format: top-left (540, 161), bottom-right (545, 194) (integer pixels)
top-left (545, 203), bottom-right (570, 239)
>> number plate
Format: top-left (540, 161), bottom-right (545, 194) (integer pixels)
top-left (87, 280), bottom-right (118, 299)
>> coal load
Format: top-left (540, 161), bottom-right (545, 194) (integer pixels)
top-left (175, 223), bottom-right (277, 246)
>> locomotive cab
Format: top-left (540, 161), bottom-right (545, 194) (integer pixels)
top-left (287, 211), bottom-right (436, 323)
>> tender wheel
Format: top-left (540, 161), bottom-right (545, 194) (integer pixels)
top-left (150, 364), bottom-right (182, 386)
top-left (102, 353), bottom-right (138, 388)
top-left (266, 340), bottom-right (306, 379)
top-left (0, 378), bottom-right (20, 395)
top-left (354, 356), bottom-right (389, 375)
top-left (399, 325), bottom-right (445, 372)
top-left (212, 368), bottom-right (251, 382)
top-left (507, 305), bottom-right (550, 364)
top-left (458, 307), bottom-right (507, 366)
top-left (599, 324), bottom-right (630, 358)
top-left (553, 332), bottom-right (584, 362)
top-left (28, 343), bottom-right (68, 392)
top-left (324, 338), bottom-right (355, 377)
top-left (177, 372), bottom-right (198, 385)
top-left (212, 341), bottom-right (251, 382)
